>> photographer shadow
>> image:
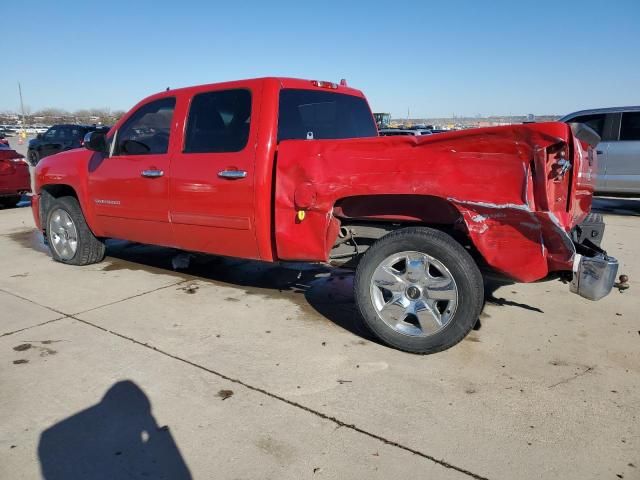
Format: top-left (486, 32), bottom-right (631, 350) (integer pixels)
top-left (38, 380), bottom-right (192, 480)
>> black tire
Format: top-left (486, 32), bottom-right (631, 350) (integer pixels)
top-left (1, 195), bottom-right (21, 208)
top-left (354, 227), bottom-right (484, 354)
top-left (28, 151), bottom-right (39, 166)
top-left (45, 196), bottom-right (105, 265)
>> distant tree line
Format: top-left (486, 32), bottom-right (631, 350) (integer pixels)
top-left (0, 108), bottom-right (127, 126)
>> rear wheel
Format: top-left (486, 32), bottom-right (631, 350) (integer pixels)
top-left (354, 227), bottom-right (484, 354)
top-left (28, 151), bottom-right (39, 166)
top-left (1, 195), bottom-right (21, 208)
top-left (45, 196), bottom-right (105, 265)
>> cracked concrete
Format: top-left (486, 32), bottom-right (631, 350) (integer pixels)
top-left (1, 200), bottom-right (639, 480)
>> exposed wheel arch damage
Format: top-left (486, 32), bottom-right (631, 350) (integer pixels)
top-left (273, 124), bottom-right (585, 282)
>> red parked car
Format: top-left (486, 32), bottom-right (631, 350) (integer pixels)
top-left (31, 77), bottom-right (618, 354)
top-left (0, 149), bottom-right (30, 208)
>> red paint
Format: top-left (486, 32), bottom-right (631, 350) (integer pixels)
top-left (0, 149), bottom-right (30, 198)
top-left (32, 77), bottom-right (596, 283)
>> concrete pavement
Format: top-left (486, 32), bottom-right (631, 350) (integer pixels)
top-left (1, 200), bottom-right (638, 479)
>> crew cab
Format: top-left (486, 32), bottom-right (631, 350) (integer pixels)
top-left (31, 77), bottom-right (618, 354)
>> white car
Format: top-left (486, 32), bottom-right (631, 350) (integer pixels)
top-left (560, 106), bottom-right (640, 195)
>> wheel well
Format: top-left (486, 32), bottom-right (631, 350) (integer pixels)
top-left (330, 195), bottom-right (472, 267)
top-left (333, 194), bottom-right (462, 225)
top-left (39, 184), bottom-right (79, 230)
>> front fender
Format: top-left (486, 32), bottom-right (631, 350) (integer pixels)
top-left (34, 149), bottom-right (103, 236)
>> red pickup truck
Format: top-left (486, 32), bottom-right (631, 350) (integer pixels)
top-left (32, 77), bottom-right (618, 354)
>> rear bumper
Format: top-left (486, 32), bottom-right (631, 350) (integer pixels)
top-left (569, 212), bottom-right (618, 300)
top-left (570, 252), bottom-right (618, 301)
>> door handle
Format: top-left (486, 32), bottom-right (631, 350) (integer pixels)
top-left (218, 169), bottom-right (247, 179)
top-left (141, 169), bottom-right (164, 178)
top-left (596, 150), bottom-right (604, 155)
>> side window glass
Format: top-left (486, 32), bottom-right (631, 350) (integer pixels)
top-left (44, 128), bottom-right (57, 139)
top-left (570, 114), bottom-right (605, 137)
top-left (115, 98), bottom-right (176, 156)
top-left (620, 112), bottom-right (640, 141)
top-left (184, 89), bottom-right (251, 153)
top-left (59, 127), bottom-right (73, 140)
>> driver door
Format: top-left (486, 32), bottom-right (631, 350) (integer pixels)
top-left (87, 97), bottom-right (176, 245)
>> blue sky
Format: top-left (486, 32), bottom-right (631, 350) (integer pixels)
top-left (3, 0), bottom-right (639, 117)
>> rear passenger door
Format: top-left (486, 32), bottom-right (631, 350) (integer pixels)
top-left (605, 112), bottom-right (640, 194)
top-left (169, 88), bottom-right (260, 259)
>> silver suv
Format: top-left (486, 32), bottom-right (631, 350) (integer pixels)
top-left (560, 106), bottom-right (640, 195)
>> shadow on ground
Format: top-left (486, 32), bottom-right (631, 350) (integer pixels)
top-left (592, 196), bottom-right (640, 216)
top-left (7, 229), bottom-right (547, 344)
top-left (38, 380), bottom-right (192, 479)
top-left (104, 239), bottom-right (378, 342)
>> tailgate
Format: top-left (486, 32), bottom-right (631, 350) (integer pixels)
top-left (528, 122), bottom-right (597, 229)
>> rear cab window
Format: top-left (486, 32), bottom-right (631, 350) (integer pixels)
top-left (277, 89), bottom-right (377, 141)
top-left (619, 112), bottom-right (640, 141)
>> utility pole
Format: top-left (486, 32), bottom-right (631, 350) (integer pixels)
top-left (18, 82), bottom-right (26, 130)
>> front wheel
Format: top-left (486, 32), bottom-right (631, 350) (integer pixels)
top-left (28, 151), bottom-right (39, 166)
top-left (45, 196), bottom-right (105, 265)
top-left (354, 227), bottom-right (484, 354)
top-left (1, 195), bottom-right (21, 208)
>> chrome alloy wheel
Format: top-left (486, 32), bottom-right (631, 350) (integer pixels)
top-left (369, 251), bottom-right (458, 337)
top-left (48, 208), bottom-right (78, 260)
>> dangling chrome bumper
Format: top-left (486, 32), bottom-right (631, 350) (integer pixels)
top-left (570, 252), bottom-right (619, 301)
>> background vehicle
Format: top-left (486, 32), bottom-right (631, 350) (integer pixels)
top-left (27, 124), bottom-right (109, 166)
top-left (31, 77), bottom-right (615, 354)
top-left (379, 128), bottom-right (432, 136)
top-left (0, 134), bottom-right (10, 149)
top-left (373, 112), bottom-right (391, 128)
top-left (560, 106), bottom-right (640, 195)
top-left (0, 149), bottom-right (30, 208)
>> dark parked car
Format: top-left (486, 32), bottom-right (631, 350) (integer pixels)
top-left (27, 124), bottom-right (109, 166)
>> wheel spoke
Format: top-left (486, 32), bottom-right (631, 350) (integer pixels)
top-left (425, 277), bottom-right (457, 301)
top-left (372, 265), bottom-right (405, 294)
top-left (379, 294), bottom-right (409, 324)
top-left (405, 253), bottom-right (427, 283)
top-left (414, 300), bottom-right (443, 334)
top-left (61, 211), bottom-right (73, 227)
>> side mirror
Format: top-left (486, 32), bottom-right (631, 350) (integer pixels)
top-left (37, 133), bottom-right (44, 139)
top-left (84, 131), bottom-right (107, 152)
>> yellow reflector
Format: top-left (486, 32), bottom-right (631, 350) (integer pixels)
top-left (297, 210), bottom-right (306, 221)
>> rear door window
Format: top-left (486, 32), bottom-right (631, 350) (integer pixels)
top-left (184, 89), bottom-right (251, 153)
top-left (619, 112), bottom-right (640, 141)
top-left (278, 89), bottom-right (377, 141)
top-left (569, 113), bottom-right (606, 137)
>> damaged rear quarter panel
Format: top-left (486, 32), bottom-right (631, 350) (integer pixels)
top-left (274, 123), bottom-right (579, 282)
